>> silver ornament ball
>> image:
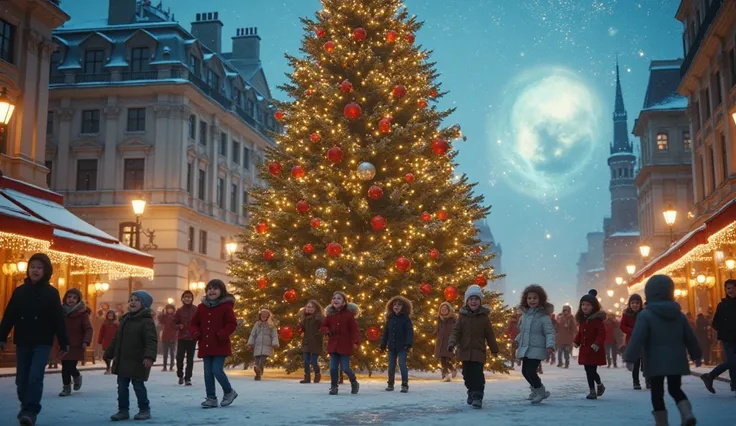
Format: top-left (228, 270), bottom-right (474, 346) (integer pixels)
top-left (315, 267), bottom-right (328, 281)
top-left (356, 162), bottom-right (376, 181)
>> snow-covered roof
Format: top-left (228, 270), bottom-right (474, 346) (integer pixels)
top-left (643, 95), bottom-right (687, 111)
top-left (609, 231), bottom-right (640, 238)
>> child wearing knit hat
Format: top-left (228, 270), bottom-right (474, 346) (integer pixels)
top-left (448, 285), bottom-right (500, 409)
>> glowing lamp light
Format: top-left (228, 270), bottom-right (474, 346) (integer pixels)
top-left (614, 303), bottom-right (620, 308)
top-left (674, 289), bottom-right (682, 297)
top-left (226, 241), bottom-right (238, 256)
top-left (615, 276), bottom-right (623, 285)
top-left (696, 274), bottom-right (706, 284)
top-left (619, 297), bottom-right (625, 303)
top-left (726, 258), bottom-right (736, 270)
top-left (715, 251), bottom-right (725, 263)
top-left (606, 290), bottom-right (614, 297)
top-left (663, 204), bottom-right (677, 226)
top-left (639, 244), bottom-right (651, 258)
top-left (131, 198), bottom-right (147, 216)
top-left (626, 264), bottom-right (636, 275)
top-left (0, 87), bottom-right (16, 125)
top-left (167, 297), bottom-right (174, 304)
top-left (681, 289), bottom-right (688, 296)
top-left (16, 261), bottom-right (27, 273)
top-left (732, 111), bottom-right (736, 126)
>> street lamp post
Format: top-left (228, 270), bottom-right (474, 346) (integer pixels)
top-left (663, 204), bottom-right (677, 244)
top-left (615, 276), bottom-right (624, 286)
top-left (639, 244), bottom-right (651, 265)
top-left (226, 241), bottom-right (238, 260)
top-left (626, 264), bottom-right (636, 276)
top-left (129, 198), bottom-right (157, 296)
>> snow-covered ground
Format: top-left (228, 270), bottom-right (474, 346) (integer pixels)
top-left (0, 363), bottom-right (733, 425)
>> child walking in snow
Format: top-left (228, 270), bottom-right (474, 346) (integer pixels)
top-left (555, 305), bottom-right (575, 368)
top-left (98, 310), bottom-right (118, 375)
top-left (604, 313), bottom-right (621, 368)
top-left (321, 291), bottom-right (360, 395)
top-left (157, 303), bottom-right (178, 372)
top-left (435, 302), bottom-right (457, 381)
top-left (247, 308), bottom-right (279, 381)
top-left (58, 288), bottom-right (92, 397)
top-left (574, 289), bottom-right (607, 400)
top-left (515, 284), bottom-right (555, 403)
top-left (380, 296), bottom-right (414, 393)
top-left (448, 285), bottom-right (500, 409)
top-left (191, 279), bottom-right (238, 408)
top-left (623, 275), bottom-right (701, 426)
top-left (297, 300), bottom-right (324, 384)
top-left (621, 293), bottom-right (645, 389)
top-left (701, 278), bottom-right (736, 394)
top-left (174, 290), bottom-right (197, 386)
top-left (105, 290), bottom-right (158, 421)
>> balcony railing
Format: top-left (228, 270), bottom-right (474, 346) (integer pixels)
top-left (50, 74), bottom-right (65, 84)
top-left (122, 70), bottom-right (158, 81)
top-left (75, 73), bottom-right (111, 83)
top-left (682, 0), bottom-right (724, 78)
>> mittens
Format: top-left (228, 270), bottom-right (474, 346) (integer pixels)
top-left (591, 344), bottom-right (599, 352)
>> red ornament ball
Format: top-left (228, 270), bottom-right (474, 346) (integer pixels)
top-left (339, 79), bottom-right (353, 93)
top-left (437, 209), bottom-right (448, 221)
top-left (386, 31), bottom-right (398, 42)
top-left (274, 111), bottom-right (284, 121)
top-left (310, 133), bottom-right (321, 143)
top-left (429, 248), bottom-right (440, 260)
top-left (263, 249), bottom-right (275, 261)
top-left (268, 162), bottom-right (282, 176)
top-left (429, 89), bottom-right (438, 98)
top-left (284, 288), bottom-right (298, 303)
top-left (404, 173), bottom-right (415, 183)
top-left (367, 185), bottom-right (383, 200)
top-left (417, 98), bottom-right (428, 109)
top-left (315, 28), bottom-right (326, 38)
top-left (421, 211), bottom-right (432, 222)
top-left (343, 102), bottom-right (362, 120)
top-left (291, 165), bottom-right (305, 179)
top-left (256, 222), bottom-right (268, 233)
top-left (303, 243), bottom-right (314, 255)
top-left (370, 215), bottom-right (387, 231)
top-left (353, 27), bottom-right (367, 41)
top-left (444, 286), bottom-right (459, 302)
top-left (392, 84), bottom-right (407, 99)
top-left (396, 256), bottom-right (412, 272)
top-left (310, 217), bottom-right (321, 229)
top-left (405, 33), bottom-right (415, 43)
top-left (431, 138), bottom-right (450, 155)
top-left (306, 89), bottom-right (314, 96)
top-left (296, 199), bottom-right (310, 214)
top-left (473, 247), bottom-right (482, 254)
top-left (257, 278), bottom-right (267, 289)
top-left (366, 326), bottom-right (381, 342)
top-left (326, 242), bottom-right (343, 257)
top-left (420, 282), bottom-right (432, 296)
top-left (324, 41), bottom-right (335, 53)
top-left (327, 146), bottom-right (344, 164)
top-left (474, 275), bottom-right (488, 288)
top-left (379, 118), bottom-right (392, 133)
top-left (279, 325), bottom-right (294, 340)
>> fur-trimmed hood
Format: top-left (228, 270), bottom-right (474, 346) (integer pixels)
top-left (200, 294), bottom-right (236, 308)
top-left (385, 295), bottom-right (412, 317)
top-left (255, 308), bottom-right (276, 328)
top-left (583, 311), bottom-right (607, 321)
top-left (438, 301), bottom-right (455, 321)
top-left (325, 302), bottom-right (360, 318)
top-left (458, 305), bottom-right (490, 316)
top-left (518, 302), bottom-right (555, 315)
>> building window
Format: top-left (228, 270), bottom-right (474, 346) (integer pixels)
top-left (709, 146), bottom-right (717, 192)
top-left (83, 49), bottom-right (104, 74)
top-left (188, 115), bottom-right (196, 139)
top-left (207, 69), bottom-right (219, 90)
top-left (230, 183), bottom-right (237, 213)
top-left (242, 189), bottom-right (249, 216)
top-left (656, 133), bottom-right (669, 151)
top-left (199, 230), bottom-right (207, 254)
top-left (0, 19), bottom-right (15, 64)
top-left (188, 226), bottom-right (195, 251)
top-left (243, 147), bottom-right (250, 169)
top-left (127, 108), bottom-right (146, 132)
top-left (217, 178), bottom-right (224, 208)
top-left (700, 155), bottom-right (706, 198)
top-left (229, 141), bottom-right (239, 164)
top-left (703, 88), bottom-right (711, 120)
top-left (683, 131), bottom-right (691, 152)
top-left (714, 71), bottom-right (723, 105)
top-left (198, 169), bottom-right (206, 200)
top-left (123, 158), bottom-right (145, 190)
top-left (186, 162), bottom-right (192, 193)
top-left (81, 110), bottom-right (100, 134)
top-left (219, 132), bottom-right (227, 156)
top-left (220, 236), bottom-right (226, 260)
top-left (119, 222), bottom-right (138, 248)
top-left (199, 121), bottom-right (207, 146)
top-left (731, 49), bottom-right (736, 88)
top-left (721, 133), bottom-right (729, 182)
top-left (76, 159), bottom-right (98, 190)
top-left (189, 55), bottom-right (200, 76)
top-left (47, 112), bottom-right (53, 136)
top-left (131, 47), bottom-right (150, 72)
top-left (45, 161), bottom-right (53, 188)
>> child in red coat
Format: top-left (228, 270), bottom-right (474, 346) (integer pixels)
top-left (321, 291), bottom-right (360, 395)
top-left (191, 279), bottom-right (238, 408)
top-left (58, 288), bottom-right (93, 397)
top-left (574, 289), bottom-right (607, 400)
top-left (157, 304), bottom-right (178, 372)
top-left (620, 293), bottom-right (645, 389)
top-left (98, 310), bottom-right (119, 374)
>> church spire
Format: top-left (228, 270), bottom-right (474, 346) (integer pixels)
top-left (614, 55), bottom-right (626, 114)
top-left (611, 56), bottom-right (632, 154)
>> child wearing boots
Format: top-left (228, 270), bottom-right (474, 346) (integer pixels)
top-left (297, 300), bottom-right (324, 384)
top-left (604, 313), bottom-right (621, 368)
top-left (174, 290), bottom-right (197, 386)
top-left (191, 279), bottom-right (238, 408)
top-left (624, 275), bottom-right (701, 426)
top-left (435, 302), bottom-right (457, 381)
top-left (380, 295), bottom-right (414, 393)
top-left (321, 291), bottom-right (360, 395)
top-left (574, 289), bottom-right (607, 399)
top-left (157, 303), bottom-right (178, 372)
top-left (701, 278), bottom-right (736, 394)
top-left (105, 290), bottom-right (158, 421)
top-left (98, 310), bottom-right (119, 374)
top-left (556, 305), bottom-right (575, 368)
top-left (0, 253), bottom-right (68, 426)
top-left (516, 284), bottom-right (555, 404)
top-left (247, 308), bottom-right (279, 380)
top-left (448, 285), bottom-right (500, 409)
top-left (621, 293), bottom-right (645, 389)
top-left (58, 288), bottom-right (92, 397)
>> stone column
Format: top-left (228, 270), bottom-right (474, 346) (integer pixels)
top-left (55, 107), bottom-right (75, 191)
top-left (101, 105), bottom-right (120, 204)
top-left (152, 105), bottom-right (171, 203)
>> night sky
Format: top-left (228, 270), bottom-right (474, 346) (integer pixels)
top-left (61, 0), bottom-right (683, 305)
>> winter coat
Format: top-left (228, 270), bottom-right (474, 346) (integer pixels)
top-left (555, 313), bottom-right (576, 345)
top-left (97, 320), bottom-right (118, 350)
top-left (247, 311), bottom-right (279, 357)
top-left (623, 276), bottom-right (702, 377)
top-left (695, 315), bottom-right (711, 341)
top-left (434, 303), bottom-right (456, 358)
top-left (380, 296), bottom-right (414, 352)
top-left (604, 319), bottom-right (622, 345)
top-left (321, 303), bottom-right (360, 356)
top-left (0, 276), bottom-right (68, 349)
top-left (712, 297), bottom-right (736, 342)
top-left (298, 309), bottom-right (324, 355)
top-left (515, 303), bottom-right (555, 360)
top-left (574, 311), bottom-right (607, 366)
top-left (449, 305), bottom-right (500, 363)
top-left (191, 296), bottom-right (237, 358)
top-left (157, 307), bottom-right (178, 342)
top-left (174, 303), bottom-right (197, 340)
top-left (620, 308), bottom-right (638, 345)
top-left (103, 308), bottom-right (158, 381)
top-left (505, 317), bottom-right (519, 340)
top-left (60, 302), bottom-right (93, 361)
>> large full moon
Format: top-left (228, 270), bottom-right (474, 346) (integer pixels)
top-left (491, 66), bottom-right (601, 198)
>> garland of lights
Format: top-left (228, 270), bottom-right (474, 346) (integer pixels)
top-left (0, 231), bottom-right (51, 253)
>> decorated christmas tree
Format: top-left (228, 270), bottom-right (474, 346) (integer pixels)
top-left (228, 0), bottom-right (512, 374)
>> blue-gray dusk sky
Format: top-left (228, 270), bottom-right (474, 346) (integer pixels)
top-left (61, 0), bottom-right (683, 305)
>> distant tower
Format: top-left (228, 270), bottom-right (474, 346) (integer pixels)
top-left (475, 220), bottom-right (505, 296)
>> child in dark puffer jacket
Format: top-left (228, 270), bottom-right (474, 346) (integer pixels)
top-left (380, 295), bottom-right (414, 393)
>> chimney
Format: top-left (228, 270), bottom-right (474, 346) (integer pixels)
top-left (232, 27), bottom-right (261, 63)
top-left (191, 11), bottom-right (223, 54)
top-left (108, 0), bottom-right (137, 26)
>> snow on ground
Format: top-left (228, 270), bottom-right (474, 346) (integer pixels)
top-left (0, 363), bottom-right (733, 426)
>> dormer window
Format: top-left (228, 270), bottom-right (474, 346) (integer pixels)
top-left (208, 69), bottom-right (219, 91)
top-left (189, 55), bottom-right (200, 76)
top-left (84, 50), bottom-right (105, 74)
top-left (131, 47), bottom-right (150, 72)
